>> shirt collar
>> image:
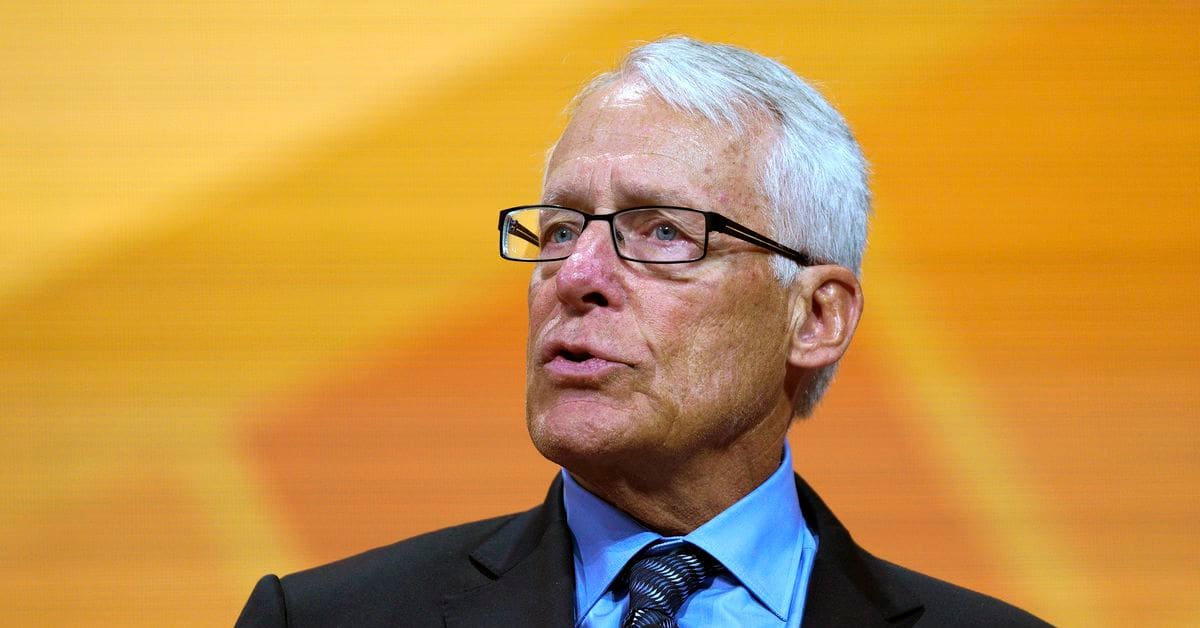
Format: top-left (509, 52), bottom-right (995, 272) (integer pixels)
top-left (561, 470), bottom-right (661, 619)
top-left (561, 444), bottom-right (807, 620)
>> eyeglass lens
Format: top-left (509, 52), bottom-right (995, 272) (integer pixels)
top-left (503, 207), bottom-right (707, 262)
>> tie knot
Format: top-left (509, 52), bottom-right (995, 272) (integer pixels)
top-left (622, 544), bottom-right (723, 628)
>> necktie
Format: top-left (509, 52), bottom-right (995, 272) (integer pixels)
top-left (621, 544), bottom-right (724, 628)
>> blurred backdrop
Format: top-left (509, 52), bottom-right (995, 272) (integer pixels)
top-left (2, 2), bottom-right (1197, 626)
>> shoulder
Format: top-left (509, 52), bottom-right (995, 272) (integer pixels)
top-left (273, 513), bottom-right (522, 625)
top-left (793, 473), bottom-right (1050, 626)
top-left (289, 513), bottom-right (515, 585)
top-left (875, 560), bottom-right (1052, 627)
top-left (236, 478), bottom-right (572, 627)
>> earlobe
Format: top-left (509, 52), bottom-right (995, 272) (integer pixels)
top-left (787, 266), bottom-right (864, 369)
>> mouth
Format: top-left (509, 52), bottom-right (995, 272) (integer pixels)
top-left (540, 341), bottom-right (629, 381)
top-left (558, 348), bottom-right (596, 363)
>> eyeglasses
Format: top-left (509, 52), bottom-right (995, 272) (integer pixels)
top-left (498, 205), bottom-right (816, 265)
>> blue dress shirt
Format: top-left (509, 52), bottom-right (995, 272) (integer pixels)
top-left (561, 444), bottom-right (818, 627)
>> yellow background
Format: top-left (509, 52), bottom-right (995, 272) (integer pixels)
top-left (2, 2), bottom-right (1197, 625)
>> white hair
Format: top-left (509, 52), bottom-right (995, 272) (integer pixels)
top-left (559, 36), bottom-right (871, 417)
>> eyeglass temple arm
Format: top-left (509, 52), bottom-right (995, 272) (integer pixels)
top-left (501, 217), bottom-right (541, 247)
top-left (707, 213), bottom-right (816, 266)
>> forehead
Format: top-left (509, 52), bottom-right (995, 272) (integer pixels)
top-left (544, 80), bottom-right (772, 220)
top-left (556, 81), bottom-right (724, 160)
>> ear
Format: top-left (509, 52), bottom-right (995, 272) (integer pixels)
top-left (787, 265), bottom-right (864, 369)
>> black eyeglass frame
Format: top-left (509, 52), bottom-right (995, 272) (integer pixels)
top-left (498, 205), bottom-right (818, 266)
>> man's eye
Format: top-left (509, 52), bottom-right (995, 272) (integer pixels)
top-left (653, 224), bottom-right (679, 241)
top-left (550, 226), bottom-right (576, 243)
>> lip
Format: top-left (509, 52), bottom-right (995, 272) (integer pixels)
top-left (543, 355), bottom-right (627, 381)
top-left (539, 339), bottom-right (632, 383)
top-left (539, 339), bottom-right (628, 365)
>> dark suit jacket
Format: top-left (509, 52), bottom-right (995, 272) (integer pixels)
top-left (236, 474), bottom-right (1050, 627)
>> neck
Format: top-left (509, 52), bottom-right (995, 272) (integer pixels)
top-left (568, 417), bottom-right (790, 535)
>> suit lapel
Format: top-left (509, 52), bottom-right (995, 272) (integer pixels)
top-left (441, 477), bottom-right (575, 627)
top-left (795, 474), bottom-right (924, 627)
top-left (438, 473), bottom-right (923, 626)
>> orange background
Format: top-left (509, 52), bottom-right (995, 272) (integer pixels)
top-left (2, 2), bottom-right (1197, 626)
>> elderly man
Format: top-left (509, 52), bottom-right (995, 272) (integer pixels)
top-left (237, 37), bottom-right (1048, 627)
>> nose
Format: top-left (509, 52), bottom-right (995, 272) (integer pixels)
top-left (553, 220), bottom-right (626, 312)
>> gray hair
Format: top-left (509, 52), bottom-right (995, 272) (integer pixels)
top-left (559, 36), bottom-right (871, 417)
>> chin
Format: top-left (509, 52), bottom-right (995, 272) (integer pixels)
top-left (526, 400), bottom-right (644, 470)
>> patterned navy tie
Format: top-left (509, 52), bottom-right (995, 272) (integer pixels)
top-left (621, 544), bottom-right (724, 628)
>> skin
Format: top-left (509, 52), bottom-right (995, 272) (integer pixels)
top-left (525, 78), bottom-right (863, 535)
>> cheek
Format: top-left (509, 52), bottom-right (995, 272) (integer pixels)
top-left (633, 281), bottom-right (730, 381)
top-left (653, 271), bottom-right (788, 385)
top-left (526, 276), bottom-right (555, 330)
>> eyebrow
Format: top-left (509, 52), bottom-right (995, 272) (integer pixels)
top-left (539, 188), bottom-right (576, 207)
top-left (541, 182), bottom-right (696, 212)
top-left (618, 177), bottom-right (694, 207)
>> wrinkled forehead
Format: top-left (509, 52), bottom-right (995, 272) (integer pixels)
top-left (545, 78), bottom-right (775, 216)
top-left (552, 82), bottom-right (728, 161)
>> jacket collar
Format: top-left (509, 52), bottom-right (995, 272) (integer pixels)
top-left (441, 473), bottom-right (925, 627)
top-left (441, 476), bottom-right (575, 627)
top-left (795, 473), bottom-right (925, 626)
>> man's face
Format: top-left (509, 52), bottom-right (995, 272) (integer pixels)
top-left (525, 79), bottom-right (795, 477)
